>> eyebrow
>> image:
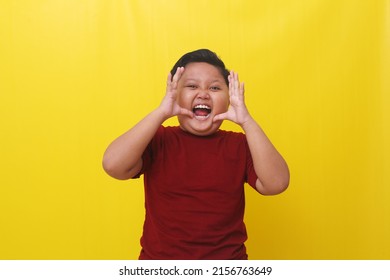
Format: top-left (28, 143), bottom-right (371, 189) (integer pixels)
top-left (183, 78), bottom-right (224, 83)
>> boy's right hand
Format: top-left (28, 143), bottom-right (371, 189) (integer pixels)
top-left (158, 67), bottom-right (194, 120)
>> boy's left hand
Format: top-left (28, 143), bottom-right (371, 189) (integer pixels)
top-left (213, 71), bottom-right (251, 126)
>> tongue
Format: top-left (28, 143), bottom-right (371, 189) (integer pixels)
top-left (194, 108), bottom-right (209, 116)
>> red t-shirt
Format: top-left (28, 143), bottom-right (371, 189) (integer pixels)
top-left (136, 126), bottom-right (258, 259)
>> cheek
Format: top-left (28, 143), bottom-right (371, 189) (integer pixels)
top-left (176, 91), bottom-right (187, 106)
top-left (178, 91), bottom-right (198, 108)
top-left (214, 94), bottom-right (229, 112)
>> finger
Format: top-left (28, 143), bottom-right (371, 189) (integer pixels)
top-left (228, 71), bottom-right (234, 97)
top-left (178, 107), bottom-right (194, 118)
top-left (166, 72), bottom-right (173, 89)
top-left (230, 71), bottom-right (239, 97)
top-left (234, 72), bottom-right (240, 92)
top-left (167, 72), bottom-right (172, 82)
top-left (172, 67), bottom-right (184, 85)
top-left (228, 74), bottom-right (231, 95)
top-left (240, 82), bottom-right (245, 97)
top-left (167, 67), bottom-right (183, 94)
top-left (213, 112), bottom-right (229, 123)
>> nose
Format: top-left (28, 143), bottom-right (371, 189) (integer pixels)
top-left (196, 90), bottom-right (210, 99)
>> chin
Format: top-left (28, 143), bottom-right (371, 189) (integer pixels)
top-left (179, 117), bottom-right (222, 136)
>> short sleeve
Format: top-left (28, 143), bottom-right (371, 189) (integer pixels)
top-left (244, 137), bottom-right (258, 189)
top-left (132, 125), bottom-right (164, 179)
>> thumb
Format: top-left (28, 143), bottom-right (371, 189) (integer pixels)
top-left (178, 107), bottom-right (194, 118)
top-left (213, 112), bottom-right (228, 123)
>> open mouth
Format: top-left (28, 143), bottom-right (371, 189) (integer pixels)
top-left (192, 104), bottom-right (211, 119)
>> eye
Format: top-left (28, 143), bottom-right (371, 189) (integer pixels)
top-left (210, 86), bottom-right (221, 91)
top-left (186, 84), bottom-right (197, 89)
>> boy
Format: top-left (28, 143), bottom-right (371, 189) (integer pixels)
top-left (103, 49), bottom-right (289, 259)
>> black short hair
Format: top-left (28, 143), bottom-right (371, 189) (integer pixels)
top-left (170, 49), bottom-right (230, 85)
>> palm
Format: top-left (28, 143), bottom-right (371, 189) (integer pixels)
top-left (160, 67), bottom-right (193, 119)
top-left (214, 71), bottom-right (250, 125)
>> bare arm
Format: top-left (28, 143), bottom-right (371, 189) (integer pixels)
top-left (241, 117), bottom-right (290, 195)
top-left (214, 71), bottom-right (289, 195)
top-left (102, 109), bottom-right (167, 180)
top-left (102, 67), bottom-right (193, 180)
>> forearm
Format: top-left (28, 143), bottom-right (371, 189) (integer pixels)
top-left (241, 117), bottom-right (290, 195)
top-left (102, 108), bottom-right (167, 180)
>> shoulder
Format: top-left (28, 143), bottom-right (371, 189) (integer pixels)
top-left (151, 126), bottom-right (185, 147)
top-left (154, 125), bottom-right (180, 137)
top-left (214, 130), bottom-right (248, 153)
top-left (218, 129), bottom-right (246, 141)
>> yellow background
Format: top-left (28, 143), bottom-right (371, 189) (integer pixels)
top-left (1, 0), bottom-right (389, 259)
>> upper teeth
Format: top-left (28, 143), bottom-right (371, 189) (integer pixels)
top-left (194, 105), bottom-right (211, 110)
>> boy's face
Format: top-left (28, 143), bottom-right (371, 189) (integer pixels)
top-left (176, 62), bottom-right (229, 136)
